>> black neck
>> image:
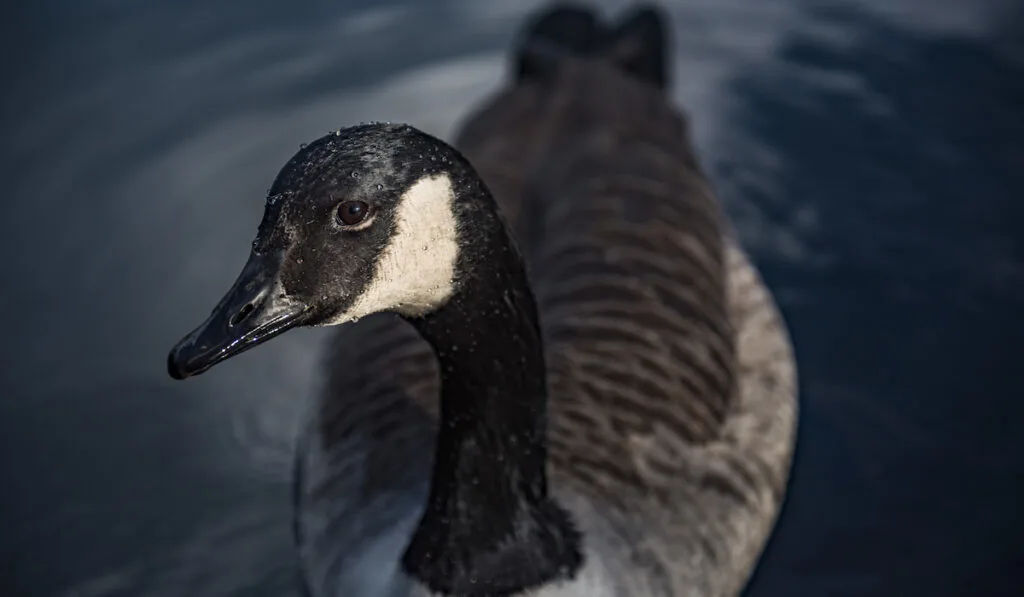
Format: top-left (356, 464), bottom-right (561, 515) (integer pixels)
top-left (400, 203), bottom-right (582, 596)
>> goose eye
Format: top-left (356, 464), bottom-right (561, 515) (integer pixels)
top-left (336, 200), bottom-right (371, 227)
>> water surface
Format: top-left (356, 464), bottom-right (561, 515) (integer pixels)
top-left (1, 1), bottom-right (1021, 595)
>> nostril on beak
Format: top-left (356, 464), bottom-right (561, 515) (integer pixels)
top-left (229, 303), bottom-right (256, 328)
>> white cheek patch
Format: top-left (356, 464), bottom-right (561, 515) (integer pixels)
top-left (328, 174), bottom-right (460, 323)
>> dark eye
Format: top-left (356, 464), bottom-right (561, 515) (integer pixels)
top-left (336, 200), bottom-right (371, 227)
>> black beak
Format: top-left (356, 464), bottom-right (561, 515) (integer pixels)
top-left (167, 251), bottom-right (309, 380)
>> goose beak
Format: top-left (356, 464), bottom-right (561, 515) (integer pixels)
top-left (167, 251), bottom-right (309, 380)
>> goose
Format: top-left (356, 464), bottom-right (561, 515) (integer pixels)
top-left (166, 4), bottom-right (798, 596)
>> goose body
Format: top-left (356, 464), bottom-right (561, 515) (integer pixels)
top-left (168, 5), bottom-right (797, 597)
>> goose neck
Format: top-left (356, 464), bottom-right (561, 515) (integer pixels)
top-left (412, 238), bottom-right (550, 523)
top-left (399, 203), bottom-right (581, 594)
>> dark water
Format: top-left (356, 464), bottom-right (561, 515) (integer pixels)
top-left (2, 1), bottom-right (1021, 596)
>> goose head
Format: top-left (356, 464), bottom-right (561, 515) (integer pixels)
top-left (168, 123), bottom-right (582, 596)
top-left (168, 123), bottom-right (487, 380)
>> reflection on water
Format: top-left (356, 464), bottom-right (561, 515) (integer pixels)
top-left (1, 1), bottom-right (1020, 596)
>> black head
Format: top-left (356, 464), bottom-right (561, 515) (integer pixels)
top-left (167, 123), bottom-right (474, 379)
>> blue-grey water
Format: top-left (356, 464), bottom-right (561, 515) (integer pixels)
top-left (2, 1), bottom-right (1021, 596)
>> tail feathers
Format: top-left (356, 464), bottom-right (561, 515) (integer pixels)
top-left (597, 5), bottom-right (669, 90)
top-left (513, 3), bottom-right (670, 90)
top-left (514, 4), bottom-right (601, 82)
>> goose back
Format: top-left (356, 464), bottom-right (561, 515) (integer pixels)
top-left (294, 5), bottom-right (797, 596)
top-left (458, 61), bottom-right (796, 596)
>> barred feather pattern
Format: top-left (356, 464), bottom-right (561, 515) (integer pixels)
top-left (294, 58), bottom-right (797, 597)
